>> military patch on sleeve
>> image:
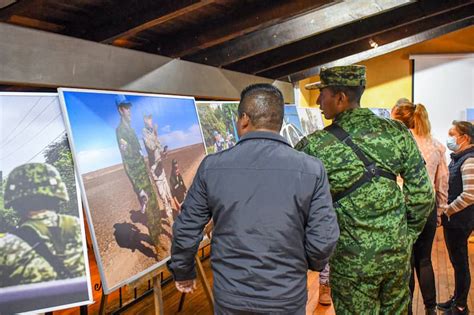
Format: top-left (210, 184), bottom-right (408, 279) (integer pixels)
top-left (295, 137), bottom-right (309, 151)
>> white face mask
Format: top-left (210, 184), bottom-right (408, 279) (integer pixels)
top-left (446, 136), bottom-right (460, 151)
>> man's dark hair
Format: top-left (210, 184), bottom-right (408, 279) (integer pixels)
top-left (238, 84), bottom-right (284, 131)
top-left (328, 85), bottom-right (365, 104)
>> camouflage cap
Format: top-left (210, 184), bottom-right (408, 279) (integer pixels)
top-left (4, 163), bottom-right (69, 208)
top-left (305, 65), bottom-right (366, 90)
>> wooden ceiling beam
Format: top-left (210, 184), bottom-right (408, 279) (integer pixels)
top-left (0, 0), bottom-right (38, 20)
top-left (184, 0), bottom-right (415, 67)
top-left (226, 0), bottom-right (472, 75)
top-left (155, 0), bottom-right (334, 58)
top-left (65, 0), bottom-right (217, 43)
top-left (257, 5), bottom-right (473, 80)
top-left (288, 18), bottom-right (474, 82)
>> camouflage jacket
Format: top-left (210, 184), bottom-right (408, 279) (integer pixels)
top-left (0, 233), bottom-right (55, 287)
top-left (296, 108), bottom-right (434, 276)
top-left (21, 211), bottom-right (86, 277)
top-left (116, 120), bottom-right (152, 194)
top-left (0, 211), bottom-right (85, 287)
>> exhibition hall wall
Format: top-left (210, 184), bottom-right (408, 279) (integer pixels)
top-left (299, 26), bottom-right (474, 127)
top-left (413, 54), bottom-right (474, 155)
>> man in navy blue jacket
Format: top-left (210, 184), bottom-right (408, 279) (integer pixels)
top-left (167, 84), bottom-right (339, 314)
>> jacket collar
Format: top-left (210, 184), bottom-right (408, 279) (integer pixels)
top-left (238, 130), bottom-right (291, 147)
top-left (334, 107), bottom-right (372, 123)
top-left (450, 146), bottom-right (474, 161)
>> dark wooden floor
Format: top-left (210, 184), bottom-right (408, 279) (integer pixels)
top-left (57, 228), bottom-right (474, 314)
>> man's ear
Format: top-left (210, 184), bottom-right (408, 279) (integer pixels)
top-left (240, 112), bottom-right (250, 129)
top-left (337, 91), bottom-right (347, 105)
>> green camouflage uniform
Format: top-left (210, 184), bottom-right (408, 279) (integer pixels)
top-left (0, 232), bottom-right (56, 286)
top-left (1, 163), bottom-right (86, 287)
top-left (298, 66), bottom-right (434, 314)
top-left (116, 117), bottom-right (164, 258)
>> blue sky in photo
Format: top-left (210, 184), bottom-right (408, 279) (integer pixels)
top-left (284, 105), bottom-right (302, 130)
top-left (62, 91), bottom-right (203, 174)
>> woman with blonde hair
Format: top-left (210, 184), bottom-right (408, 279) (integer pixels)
top-left (391, 100), bottom-right (448, 315)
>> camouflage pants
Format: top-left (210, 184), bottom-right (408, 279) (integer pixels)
top-left (144, 191), bottom-right (161, 247)
top-left (331, 262), bottom-right (411, 315)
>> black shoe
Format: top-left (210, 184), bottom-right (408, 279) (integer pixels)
top-left (425, 307), bottom-right (436, 315)
top-left (437, 297), bottom-right (455, 311)
top-left (450, 305), bottom-right (469, 315)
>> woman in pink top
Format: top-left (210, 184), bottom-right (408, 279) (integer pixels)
top-left (392, 101), bottom-right (448, 315)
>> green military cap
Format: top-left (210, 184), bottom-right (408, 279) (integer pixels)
top-left (305, 65), bottom-right (366, 90)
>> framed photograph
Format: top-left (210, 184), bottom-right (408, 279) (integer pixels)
top-left (196, 102), bottom-right (306, 149)
top-left (369, 108), bottom-right (391, 119)
top-left (195, 102), bottom-right (239, 154)
top-left (0, 93), bottom-right (92, 313)
top-left (59, 88), bottom-right (206, 293)
top-left (297, 107), bottom-right (324, 136)
top-left (281, 105), bottom-right (305, 147)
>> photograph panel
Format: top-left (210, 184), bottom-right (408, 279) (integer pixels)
top-left (0, 93), bottom-right (92, 313)
top-left (59, 89), bottom-right (206, 292)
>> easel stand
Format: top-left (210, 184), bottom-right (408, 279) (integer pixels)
top-left (153, 275), bottom-right (164, 315)
top-left (98, 267), bottom-right (167, 315)
top-left (178, 254), bottom-right (214, 313)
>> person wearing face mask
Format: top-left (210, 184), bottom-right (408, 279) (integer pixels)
top-left (391, 101), bottom-right (448, 315)
top-left (437, 120), bottom-right (474, 315)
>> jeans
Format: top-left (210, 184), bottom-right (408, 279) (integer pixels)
top-left (408, 208), bottom-right (437, 313)
top-left (319, 263), bottom-right (330, 284)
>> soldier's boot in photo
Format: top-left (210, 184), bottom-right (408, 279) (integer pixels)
top-left (318, 283), bottom-right (332, 306)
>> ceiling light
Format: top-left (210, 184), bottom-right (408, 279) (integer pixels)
top-left (369, 39), bottom-right (378, 48)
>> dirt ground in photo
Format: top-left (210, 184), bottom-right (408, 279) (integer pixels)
top-left (82, 144), bottom-right (205, 288)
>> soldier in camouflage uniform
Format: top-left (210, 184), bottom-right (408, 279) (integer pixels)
top-left (0, 163), bottom-right (85, 287)
top-left (115, 96), bottom-right (168, 260)
top-left (296, 65), bottom-right (434, 314)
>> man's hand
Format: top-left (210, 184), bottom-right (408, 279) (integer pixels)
top-left (175, 279), bottom-right (197, 293)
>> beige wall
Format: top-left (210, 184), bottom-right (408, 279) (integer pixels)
top-left (299, 25), bottom-right (474, 125)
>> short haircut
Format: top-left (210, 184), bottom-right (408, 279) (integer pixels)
top-left (238, 84), bottom-right (284, 131)
top-left (327, 85), bottom-right (365, 104)
top-left (453, 120), bottom-right (474, 144)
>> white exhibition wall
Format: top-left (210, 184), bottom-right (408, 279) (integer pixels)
top-left (412, 54), bottom-right (474, 158)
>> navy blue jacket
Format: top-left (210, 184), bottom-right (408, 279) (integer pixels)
top-left (167, 131), bottom-right (339, 312)
top-left (443, 146), bottom-right (474, 228)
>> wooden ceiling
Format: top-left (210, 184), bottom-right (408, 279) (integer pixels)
top-left (0, 0), bottom-right (473, 82)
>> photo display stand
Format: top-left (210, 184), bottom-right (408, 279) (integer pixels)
top-left (58, 88), bottom-right (214, 313)
top-left (97, 251), bottom-right (213, 314)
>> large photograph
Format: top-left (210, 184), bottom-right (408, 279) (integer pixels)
top-left (0, 93), bottom-right (92, 313)
top-left (297, 107), bottom-right (325, 136)
top-left (195, 102), bottom-right (239, 154)
top-left (59, 89), bottom-right (206, 293)
top-left (196, 102), bottom-right (307, 149)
